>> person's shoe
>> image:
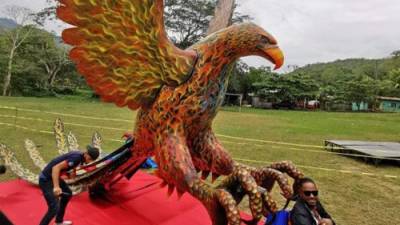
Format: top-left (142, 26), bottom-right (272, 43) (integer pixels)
top-left (55, 221), bottom-right (72, 225)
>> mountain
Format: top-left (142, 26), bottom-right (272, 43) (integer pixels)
top-left (0, 18), bottom-right (18, 29)
top-left (288, 57), bottom-right (400, 85)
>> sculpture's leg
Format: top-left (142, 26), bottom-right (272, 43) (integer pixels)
top-left (217, 162), bottom-right (303, 224)
top-left (191, 129), bottom-right (234, 179)
top-left (155, 133), bottom-right (241, 225)
top-left (191, 130), bottom-right (264, 224)
top-left (238, 160), bottom-right (304, 200)
top-left (267, 161), bottom-right (304, 182)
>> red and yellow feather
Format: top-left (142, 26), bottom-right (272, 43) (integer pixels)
top-left (57, 0), bottom-right (196, 109)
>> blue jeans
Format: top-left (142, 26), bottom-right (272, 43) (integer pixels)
top-left (0, 211), bottom-right (14, 225)
top-left (38, 178), bottom-right (72, 225)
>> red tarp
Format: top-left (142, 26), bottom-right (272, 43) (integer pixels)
top-left (0, 171), bottom-right (264, 225)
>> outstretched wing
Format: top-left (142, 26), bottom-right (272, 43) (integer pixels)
top-left (57, 0), bottom-right (197, 109)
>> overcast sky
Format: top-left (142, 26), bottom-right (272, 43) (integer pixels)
top-left (1, 0), bottom-right (399, 73)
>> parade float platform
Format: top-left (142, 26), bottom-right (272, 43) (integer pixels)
top-left (0, 171), bottom-right (262, 225)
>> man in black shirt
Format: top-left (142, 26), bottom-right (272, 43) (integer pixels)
top-left (291, 177), bottom-right (335, 225)
top-left (38, 146), bottom-right (99, 225)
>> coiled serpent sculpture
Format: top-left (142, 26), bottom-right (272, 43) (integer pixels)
top-left (0, 118), bottom-right (102, 194)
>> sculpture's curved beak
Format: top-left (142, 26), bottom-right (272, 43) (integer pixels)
top-left (263, 46), bottom-right (284, 70)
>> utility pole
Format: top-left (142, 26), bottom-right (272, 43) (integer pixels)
top-left (373, 60), bottom-right (379, 111)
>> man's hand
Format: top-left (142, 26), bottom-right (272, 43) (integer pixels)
top-left (53, 187), bottom-right (62, 196)
top-left (52, 160), bottom-right (69, 195)
top-left (319, 218), bottom-right (333, 225)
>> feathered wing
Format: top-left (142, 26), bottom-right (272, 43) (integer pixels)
top-left (57, 0), bottom-right (197, 109)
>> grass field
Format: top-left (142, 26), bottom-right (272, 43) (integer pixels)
top-left (0, 96), bottom-right (399, 225)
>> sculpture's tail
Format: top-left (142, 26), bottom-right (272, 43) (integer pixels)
top-left (63, 139), bottom-right (140, 187)
top-left (65, 140), bottom-right (145, 191)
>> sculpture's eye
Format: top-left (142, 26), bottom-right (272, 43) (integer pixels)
top-left (260, 36), bottom-right (270, 45)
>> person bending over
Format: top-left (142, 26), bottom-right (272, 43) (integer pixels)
top-left (38, 145), bottom-right (99, 225)
top-left (291, 177), bottom-right (335, 225)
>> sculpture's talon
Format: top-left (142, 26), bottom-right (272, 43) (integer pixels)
top-left (160, 181), bottom-right (168, 188)
top-left (261, 192), bottom-right (278, 216)
top-left (177, 189), bottom-right (185, 199)
top-left (211, 189), bottom-right (241, 225)
top-left (268, 161), bottom-right (304, 182)
top-left (167, 183), bottom-right (175, 196)
top-left (248, 165), bottom-right (296, 200)
top-left (212, 173), bottom-right (220, 183)
top-left (201, 170), bottom-right (210, 180)
top-left (213, 161), bottom-right (304, 223)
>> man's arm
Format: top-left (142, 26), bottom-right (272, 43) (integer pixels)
top-left (52, 160), bottom-right (68, 196)
top-left (320, 218), bottom-right (334, 225)
top-left (318, 202), bottom-right (335, 225)
top-left (291, 210), bottom-right (312, 225)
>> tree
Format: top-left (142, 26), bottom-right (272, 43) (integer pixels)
top-left (388, 68), bottom-right (400, 89)
top-left (33, 33), bottom-right (71, 89)
top-left (20, 28), bottom-right (73, 90)
top-left (1, 5), bottom-right (36, 96)
top-left (344, 76), bottom-right (376, 109)
top-left (206, 0), bottom-right (235, 35)
top-left (241, 66), bottom-right (272, 97)
top-left (391, 50), bottom-right (400, 58)
top-left (164, 0), bottom-right (216, 48)
top-left (377, 79), bottom-right (400, 97)
top-left (0, 25), bottom-right (78, 96)
top-left (227, 60), bottom-right (248, 93)
top-left (253, 72), bottom-right (319, 104)
top-left (252, 72), bottom-right (280, 101)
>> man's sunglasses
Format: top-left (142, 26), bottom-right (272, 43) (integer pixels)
top-left (303, 191), bottom-right (319, 196)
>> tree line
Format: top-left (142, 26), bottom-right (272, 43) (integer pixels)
top-left (224, 54), bottom-right (400, 109)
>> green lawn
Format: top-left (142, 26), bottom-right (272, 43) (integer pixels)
top-left (0, 96), bottom-right (399, 225)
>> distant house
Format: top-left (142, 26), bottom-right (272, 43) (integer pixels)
top-left (251, 96), bottom-right (273, 109)
top-left (377, 96), bottom-right (400, 112)
top-left (352, 102), bottom-right (369, 111)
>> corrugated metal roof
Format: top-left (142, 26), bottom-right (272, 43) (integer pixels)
top-left (377, 96), bottom-right (400, 101)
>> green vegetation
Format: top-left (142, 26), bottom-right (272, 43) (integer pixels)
top-left (289, 57), bottom-right (400, 109)
top-left (228, 56), bottom-right (400, 110)
top-left (0, 2), bottom-right (399, 224)
top-left (0, 96), bottom-right (399, 225)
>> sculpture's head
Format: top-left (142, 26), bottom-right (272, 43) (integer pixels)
top-left (209, 22), bottom-right (284, 70)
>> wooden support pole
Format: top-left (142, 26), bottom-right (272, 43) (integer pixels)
top-left (206, 0), bottom-right (235, 35)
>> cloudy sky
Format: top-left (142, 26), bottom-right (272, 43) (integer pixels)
top-left (1, 0), bottom-right (399, 72)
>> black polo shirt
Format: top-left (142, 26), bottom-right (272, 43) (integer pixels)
top-left (39, 151), bottom-right (84, 181)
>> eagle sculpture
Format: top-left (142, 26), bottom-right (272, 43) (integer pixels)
top-left (54, 0), bottom-right (303, 224)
